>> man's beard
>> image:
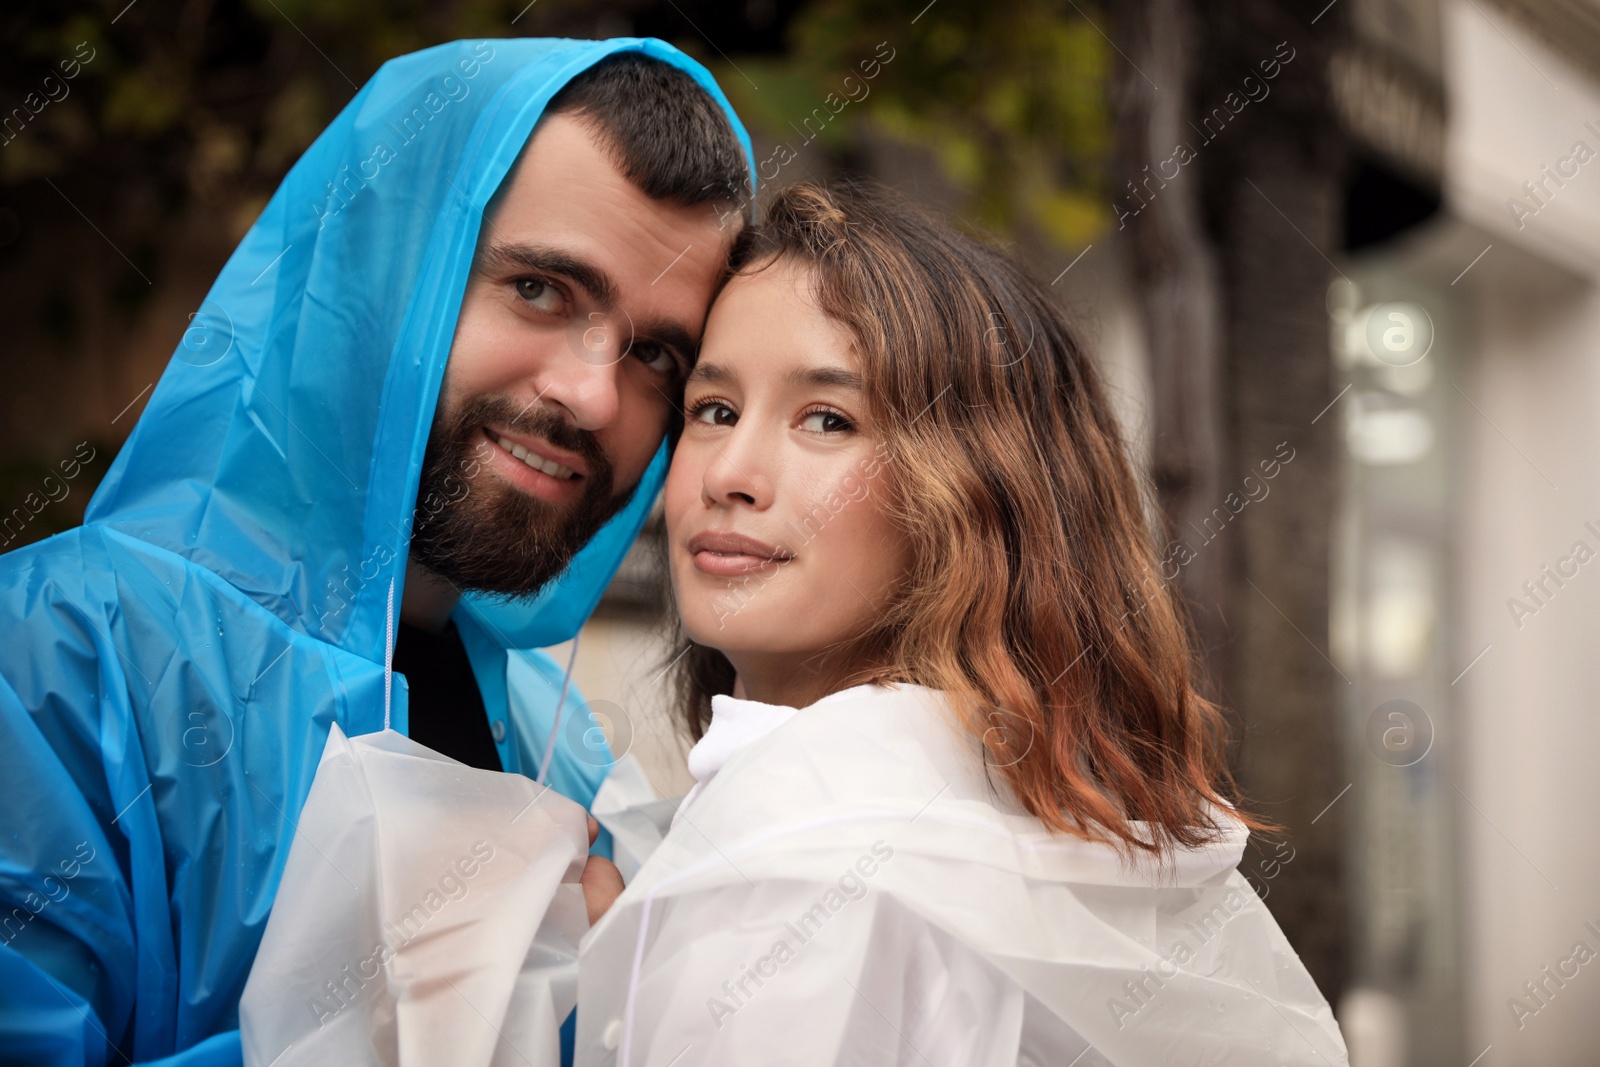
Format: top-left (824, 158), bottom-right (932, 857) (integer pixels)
top-left (408, 394), bottom-right (637, 599)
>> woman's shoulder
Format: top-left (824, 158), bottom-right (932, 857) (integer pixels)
top-left (658, 682), bottom-right (1247, 891)
top-left (594, 691), bottom-right (1341, 1067)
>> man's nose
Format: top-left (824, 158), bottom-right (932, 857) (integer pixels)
top-left (541, 316), bottom-right (625, 431)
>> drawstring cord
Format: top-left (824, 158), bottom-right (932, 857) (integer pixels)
top-left (384, 577), bottom-right (395, 732)
top-left (538, 632), bottom-right (581, 786)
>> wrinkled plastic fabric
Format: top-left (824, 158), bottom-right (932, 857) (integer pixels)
top-left (577, 685), bottom-right (1350, 1067)
top-left (239, 725), bottom-right (588, 1067)
top-left (588, 752), bottom-right (678, 883)
top-left (0, 37), bottom-right (754, 1067)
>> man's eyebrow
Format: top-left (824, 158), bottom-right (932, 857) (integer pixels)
top-left (479, 242), bottom-right (617, 310)
top-left (481, 243), bottom-right (701, 366)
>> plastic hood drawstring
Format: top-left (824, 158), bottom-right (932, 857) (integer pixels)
top-left (538, 632), bottom-right (581, 786)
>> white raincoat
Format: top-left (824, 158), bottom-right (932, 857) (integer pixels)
top-left (239, 725), bottom-right (591, 1067)
top-left (575, 683), bottom-right (1349, 1067)
top-left (241, 684), bottom-right (1348, 1066)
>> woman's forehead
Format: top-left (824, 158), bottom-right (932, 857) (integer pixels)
top-left (694, 261), bottom-right (860, 384)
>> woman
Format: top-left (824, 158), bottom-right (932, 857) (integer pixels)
top-left (575, 182), bottom-right (1348, 1065)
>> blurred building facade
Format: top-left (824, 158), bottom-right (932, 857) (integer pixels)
top-left (1316, 0), bottom-right (1600, 1063)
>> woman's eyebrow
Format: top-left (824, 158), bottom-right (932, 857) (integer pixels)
top-left (687, 361), bottom-right (734, 384)
top-left (688, 363), bottom-right (862, 388)
top-left (786, 365), bottom-right (862, 390)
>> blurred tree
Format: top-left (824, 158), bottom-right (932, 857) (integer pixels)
top-left (734, 0), bottom-right (1111, 247)
top-left (0, 0), bottom-right (814, 274)
top-left (1111, 0), bottom-right (1349, 1001)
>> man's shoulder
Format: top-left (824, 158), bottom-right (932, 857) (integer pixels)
top-left (0, 524), bottom-right (347, 715)
top-left (1, 524), bottom-right (226, 639)
top-left (0, 522), bottom-right (103, 578)
top-left (2, 521), bottom-right (185, 595)
top-left (1, 523), bottom-right (299, 631)
top-left (0, 525), bottom-right (123, 636)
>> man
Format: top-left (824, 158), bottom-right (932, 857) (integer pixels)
top-left (0, 38), bottom-right (751, 1066)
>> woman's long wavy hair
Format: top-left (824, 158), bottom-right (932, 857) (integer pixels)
top-left (670, 179), bottom-right (1268, 857)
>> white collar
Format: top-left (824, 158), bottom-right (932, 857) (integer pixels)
top-left (673, 684), bottom-right (891, 827)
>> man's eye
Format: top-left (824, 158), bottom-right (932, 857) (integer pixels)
top-left (631, 341), bottom-right (679, 376)
top-left (514, 278), bottom-right (564, 314)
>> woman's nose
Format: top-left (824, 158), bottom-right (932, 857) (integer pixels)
top-left (701, 425), bottom-right (773, 509)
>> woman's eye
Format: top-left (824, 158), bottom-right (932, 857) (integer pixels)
top-left (800, 409), bottom-right (853, 434)
top-left (690, 401), bottom-right (738, 426)
top-left (514, 277), bottom-right (564, 314)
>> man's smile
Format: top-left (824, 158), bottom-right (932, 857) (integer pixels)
top-left (481, 426), bottom-right (586, 502)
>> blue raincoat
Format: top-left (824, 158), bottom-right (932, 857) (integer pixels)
top-left (0, 38), bottom-right (752, 1066)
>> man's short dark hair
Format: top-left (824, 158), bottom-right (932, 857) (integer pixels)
top-left (547, 52), bottom-right (750, 217)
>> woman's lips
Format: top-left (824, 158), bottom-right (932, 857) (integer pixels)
top-left (686, 531), bottom-right (793, 577)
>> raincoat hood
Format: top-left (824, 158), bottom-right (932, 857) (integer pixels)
top-left (85, 36), bottom-right (754, 661)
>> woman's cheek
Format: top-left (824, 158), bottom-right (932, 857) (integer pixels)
top-left (844, 487), bottom-right (907, 599)
top-left (662, 448), bottom-right (701, 525)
